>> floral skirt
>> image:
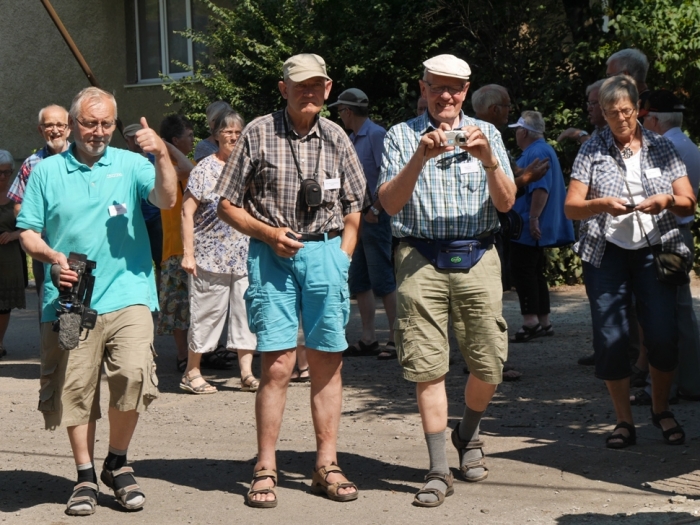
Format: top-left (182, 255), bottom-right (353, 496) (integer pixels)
top-left (157, 255), bottom-right (189, 334)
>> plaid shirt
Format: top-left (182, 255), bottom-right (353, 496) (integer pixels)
top-left (215, 110), bottom-right (367, 233)
top-left (571, 126), bottom-right (690, 267)
top-left (7, 145), bottom-right (68, 203)
top-left (378, 112), bottom-right (514, 240)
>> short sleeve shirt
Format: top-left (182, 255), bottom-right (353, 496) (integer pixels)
top-left (377, 112), bottom-right (514, 240)
top-left (8, 145), bottom-right (68, 203)
top-left (186, 154), bottom-right (249, 275)
top-left (570, 126), bottom-right (690, 267)
top-left (350, 119), bottom-right (386, 196)
top-left (512, 139), bottom-right (574, 248)
top-left (215, 110), bottom-right (368, 233)
top-left (16, 144), bottom-right (158, 322)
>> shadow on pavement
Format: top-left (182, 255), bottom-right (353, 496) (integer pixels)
top-left (556, 511), bottom-right (700, 524)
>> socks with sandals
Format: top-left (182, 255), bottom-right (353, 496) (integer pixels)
top-left (459, 406), bottom-right (486, 480)
top-left (416, 431), bottom-right (450, 504)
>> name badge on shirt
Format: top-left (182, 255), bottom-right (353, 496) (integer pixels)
top-left (108, 203), bottom-right (128, 217)
top-left (324, 178), bottom-right (341, 190)
top-left (645, 168), bottom-right (661, 179)
top-left (460, 161), bottom-right (480, 174)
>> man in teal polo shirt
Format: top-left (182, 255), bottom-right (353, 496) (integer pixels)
top-left (17, 87), bottom-right (177, 516)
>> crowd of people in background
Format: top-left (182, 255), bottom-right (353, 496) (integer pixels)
top-left (2, 44), bottom-right (700, 516)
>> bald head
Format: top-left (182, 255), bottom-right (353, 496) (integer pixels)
top-left (472, 84), bottom-right (511, 128)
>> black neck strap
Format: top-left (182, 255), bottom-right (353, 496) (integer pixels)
top-left (283, 112), bottom-right (323, 182)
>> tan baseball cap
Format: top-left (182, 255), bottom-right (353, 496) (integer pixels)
top-left (423, 54), bottom-right (471, 80)
top-left (283, 53), bottom-right (331, 82)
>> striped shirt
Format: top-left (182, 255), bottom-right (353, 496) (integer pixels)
top-left (7, 145), bottom-right (69, 203)
top-left (571, 125), bottom-right (690, 267)
top-left (377, 112), bottom-right (514, 240)
top-left (215, 110), bottom-right (368, 233)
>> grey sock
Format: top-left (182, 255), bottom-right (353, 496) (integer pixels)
top-left (458, 406), bottom-right (486, 480)
top-left (417, 431), bottom-right (449, 504)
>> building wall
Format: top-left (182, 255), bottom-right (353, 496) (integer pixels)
top-left (0, 0), bottom-right (176, 162)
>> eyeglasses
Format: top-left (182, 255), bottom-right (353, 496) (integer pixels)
top-left (41, 123), bottom-right (69, 131)
top-left (219, 129), bottom-right (241, 137)
top-left (423, 81), bottom-right (466, 96)
top-left (75, 118), bottom-right (116, 131)
top-left (586, 100), bottom-right (599, 107)
top-left (0, 169), bottom-right (13, 177)
top-left (603, 107), bottom-right (636, 119)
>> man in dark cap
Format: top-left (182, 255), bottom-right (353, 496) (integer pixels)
top-left (330, 88), bottom-right (397, 360)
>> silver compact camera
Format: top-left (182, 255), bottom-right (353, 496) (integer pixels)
top-left (444, 130), bottom-right (467, 146)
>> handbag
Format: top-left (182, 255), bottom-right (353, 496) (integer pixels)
top-left (618, 165), bottom-right (689, 286)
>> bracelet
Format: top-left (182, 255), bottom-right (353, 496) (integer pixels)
top-left (482, 159), bottom-right (499, 172)
top-left (668, 193), bottom-right (676, 208)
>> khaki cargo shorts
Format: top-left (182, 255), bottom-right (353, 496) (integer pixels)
top-left (394, 242), bottom-right (508, 384)
top-left (38, 305), bottom-right (159, 430)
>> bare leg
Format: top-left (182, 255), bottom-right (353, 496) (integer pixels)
top-left (416, 376), bottom-right (448, 433)
top-left (0, 312), bottom-right (10, 348)
top-left (291, 345), bottom-right (310, 380)
top-left (108, 409), bottom-right (139, 451)
top-left (649, 365), bottom-right (683, 442)
top-left (183, 351), bottom-right (214, 391)
top-left (250, 349), bottom-right (295, 503)
top-left (67, 422), bottom-right (97, 465)
top-left (381, 290), bottom-right (397, 344)
top-left (237, 349), bottom-right (255, 379)
top-left (355, 290), bottom-right (377, 344)
top-left (464, 374), bottom-right (497, 411)
top-left (307, 349), bottom-right (355, 496)
top-left (605, 377), bottom-right (634, 444)
top-left (173, 328), bottom-right (188, 362)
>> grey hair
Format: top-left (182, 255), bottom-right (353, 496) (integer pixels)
top-left (37, 104), bottom-right (69, 126)
top-left (205, 100), bottom-right (233, 125)
top-left (69, 87), bottom-right (117, 120)
top-left (472, 85), bottom-right (509, 115)
top-left (520, 110), bottom-right (545, 138)
top-left (648, 111), bottom-right (683, 129)
top-left (599, 74), bottom-right (639, 110)
top-left (585, 79), bottom-right (606, 97)
top-left (212, 110), bottom-right (245, 137)
top-left (0, 150), bottom-right (14, 168)
top-left (607, 49), bottom-right (649, 85)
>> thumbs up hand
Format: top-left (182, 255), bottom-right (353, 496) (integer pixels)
top-left (135, 116), bottom-right (167, 157)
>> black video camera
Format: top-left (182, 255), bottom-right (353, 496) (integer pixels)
top-left (51, 252), bottom-right (98, 339)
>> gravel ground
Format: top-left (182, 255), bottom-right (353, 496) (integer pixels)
top-left (2, 280), bottom-right (700, 524)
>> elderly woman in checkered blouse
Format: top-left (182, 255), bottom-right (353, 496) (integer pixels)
top-left (564, 75), bottom-right (695, 450)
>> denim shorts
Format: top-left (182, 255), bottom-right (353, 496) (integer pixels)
top-left (245, 235), bottom-right (351, 352)
top-left (348, 212), bottom-right (396, 297)
top-left (583, 242), bottom-right (679, 380)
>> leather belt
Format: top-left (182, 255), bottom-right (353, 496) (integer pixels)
top-left (297, 231), bottom-right (341, 242)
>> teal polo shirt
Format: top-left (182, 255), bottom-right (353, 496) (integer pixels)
top-left (17, 144), bottom-right (158, 322)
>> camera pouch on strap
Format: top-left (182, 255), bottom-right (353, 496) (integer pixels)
top-left (652, 247), bottom-right (690, 286)
top-left (405, 235), bottom-right (494, 270)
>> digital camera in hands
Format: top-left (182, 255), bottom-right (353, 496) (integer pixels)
top-left (51, 252), bottom-right (97, 349)
top-left (444, 130), bottom-right (468, 146)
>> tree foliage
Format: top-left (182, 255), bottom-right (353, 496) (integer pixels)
top-left (163, 0), bottom-right (700, 284)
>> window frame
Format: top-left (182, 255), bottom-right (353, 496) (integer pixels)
top-left (134, 0), bottom-right (197, 84)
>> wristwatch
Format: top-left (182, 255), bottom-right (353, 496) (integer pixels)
top-left (370, 205), bottom-right (381, 216)
top-left (577, 130), bottom-right (589, 142)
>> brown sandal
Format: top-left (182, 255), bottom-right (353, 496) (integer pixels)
top-left (310, 464), bottom-right (358, 502)
top-left (412, 471), bottom-right (454, 508)
top-left (241, 374), bottom-right (260, 392)
top-left (246, 469), bottom-right (278, 508)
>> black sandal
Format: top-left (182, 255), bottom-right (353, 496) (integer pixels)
top-left (290, 366), bottom-right (310, 383)
top-left (201, 346), bottom-right (235, 370)
top-left (651, 409), bottom-right (685, 445)
top-left (605, 421), bottom-right (636, 449)
top-left (345, 340), bottom-right (379, 357)
top-left (377, 342), bottom-right (397, 361)
top-left (511, 324), bottom-right (544, 343)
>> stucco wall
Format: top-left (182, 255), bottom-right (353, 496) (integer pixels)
top-left (0, 0), bottom-right (175, 163)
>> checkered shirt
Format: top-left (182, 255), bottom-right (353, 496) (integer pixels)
top-left (571, 125), bottom-right (690, 267)
top-left (215, 110), bottom-right (368, 233)
top-left (377, 112), bottom-right (514, 240)
top-left (7, 145), bottom-right (60, 203)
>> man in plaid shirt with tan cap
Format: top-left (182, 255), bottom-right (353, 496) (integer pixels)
top-left (216, 53), bottom-right (367, 508)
